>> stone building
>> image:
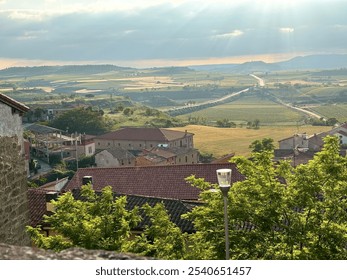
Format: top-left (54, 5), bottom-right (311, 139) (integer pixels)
top-left (0, 93), bottom-right (31, 246)
top-left (94, 127), bottom-right (194, 150)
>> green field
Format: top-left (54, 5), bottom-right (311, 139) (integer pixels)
top-left (307, 103), bottom-right (347, 122)
top-left (178, 96), bottom-right (306, 125)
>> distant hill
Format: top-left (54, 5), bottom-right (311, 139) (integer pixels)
top-left (278, 54), bottom-right (347, 70)
top-left (189, 54), bottom-right (347, 73)
top-left (0, 64), bottom-right (133, 77)
top-left (0, 64), bottom-right (194, 78)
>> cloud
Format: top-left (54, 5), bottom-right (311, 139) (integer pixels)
top-left (214, 30), bottom-right (244, 39)
top-left (0, 0), bottom-right (346, 66)
top-left (8, 10), bottom-right (47, 21)
top-left (280, 27), bottom-right (294, 33)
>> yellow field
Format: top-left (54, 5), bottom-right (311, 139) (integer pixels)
top-left (171, 125), bottom-right (331, 157)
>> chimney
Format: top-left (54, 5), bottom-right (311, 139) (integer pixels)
top-left (82, 175), bottom-right (93, 186)
top-left (46, 191), bottom-right (58, 213)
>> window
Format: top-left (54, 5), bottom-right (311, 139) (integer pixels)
top-left (88, 146), bottom-right (93, 154)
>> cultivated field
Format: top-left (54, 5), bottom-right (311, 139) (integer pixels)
top-left (178, 95), bottom-right (306, 125)
top-left (171, 125), bottom-right (331, 157)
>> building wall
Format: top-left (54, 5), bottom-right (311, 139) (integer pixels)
top-left (95, 150), bottom-right (135, 167)
top-left (0, 136), bottom-right (30, 246)
top-left (76, 142), bottom-right (95, 158)
top-left (279, 134), bottom-right (308, 150)
top-left (95, 135), bottom-right (194, 150)
top-left (95, 150), bottom-right (121, 167)
top-left (0, 103), bottom-right (24, 150)
top-left (0, 103), bottom-right (30, 246)
top-left (176, 150), bottom-right (199, 164)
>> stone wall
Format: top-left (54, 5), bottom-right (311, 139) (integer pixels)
top-left (0, 103), bottom-right (24, 150)
top-left (0, 136), bottom-right (30, 246)
top-left (0, 243), bottom-right (152, 260)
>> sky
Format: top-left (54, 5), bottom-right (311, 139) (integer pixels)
top-left (0, 0), bottom-right (347, 68)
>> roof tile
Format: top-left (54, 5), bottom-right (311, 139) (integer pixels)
top-left (65, 163), bottom-right (244, 201)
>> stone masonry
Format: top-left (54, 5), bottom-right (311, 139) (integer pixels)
top-left (0, 243), bottom-right (152, 260)
top-left (0, 136), bottom-right (30, 246)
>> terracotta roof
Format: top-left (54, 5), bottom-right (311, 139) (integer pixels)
top-left (211, 153), bottom-right (235, 163)
top-left (0, 93), bottom-right (29, 112)
top-left (28, 188), bottom-right (51, 227)
top-left (65, 163), bottom-right (244, 201)
top-left (95, 127), bottom-right (193, 142)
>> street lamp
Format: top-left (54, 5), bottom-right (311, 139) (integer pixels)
top-left (216, 168), bottom-right (232, 260)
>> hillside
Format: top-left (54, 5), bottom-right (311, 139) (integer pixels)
top-left (190, 54), bottom-right (347, 73)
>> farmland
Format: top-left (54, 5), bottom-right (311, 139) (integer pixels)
top-left (1, 63), bottom-right (347, 131)
top-left (170, 125), bottom-right (331, 157)
top-left (177, 95), bottom-right (306, 125)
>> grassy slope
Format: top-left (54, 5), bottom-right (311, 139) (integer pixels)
top-left (170, 125), bottom-right (331, 157)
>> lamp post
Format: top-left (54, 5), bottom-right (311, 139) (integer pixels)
top-left (216, 168), bottom-right (232, 260)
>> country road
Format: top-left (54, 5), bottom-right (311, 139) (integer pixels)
top-left (163, 88), bottom-right (249, 116)
top-left (249, 74), bottom-right (324, 120)
top-left (162, 74), bottom-right (325, 119)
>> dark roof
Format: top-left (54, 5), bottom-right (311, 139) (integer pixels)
top-left (24, 123), bottom-right (62, 134)
top-left (71, 188), bottom-right (201, 233)
top-left (95, 127), bottom-right (193, 142)
top-left (0, 93), bottom-right (29, 112)
top-left (336, 130), bottom-right (347, 137)
top-left (65, 163), bottom-right (244, 201)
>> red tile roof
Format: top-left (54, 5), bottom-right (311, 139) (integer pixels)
top-left (65, 163), bottom-right (244, 201)
top-left (0, 93), bottom-right (29, 112)
top-left (95, 127), bottom-right (193, 142)
top-left (28, 188), bottom-right (50, 227)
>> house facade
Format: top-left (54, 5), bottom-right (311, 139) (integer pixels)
top-left (95, 148), bottom-right (136, 167)
top-left (25, 124), bottom-right (95, 163)
top-left (279, 133), bottom-right (309, 150)
top-left (0, 93), bottom-right (31, 246)
top-left (136, 147), bottom-right (199, 166)
top-left (94, 127), bottom-right (194, 150)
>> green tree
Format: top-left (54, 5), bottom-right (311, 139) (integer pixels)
top-left (249, 138), bottom-right (275, 153)
top-left (126, 203), bottom-right (187, 259)
top-left (50, 107), bottom-right (110, 135)
top-left (185, 136), bottom-right (347, 259)
top-left (27, 185), bottom-right (141, 251)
